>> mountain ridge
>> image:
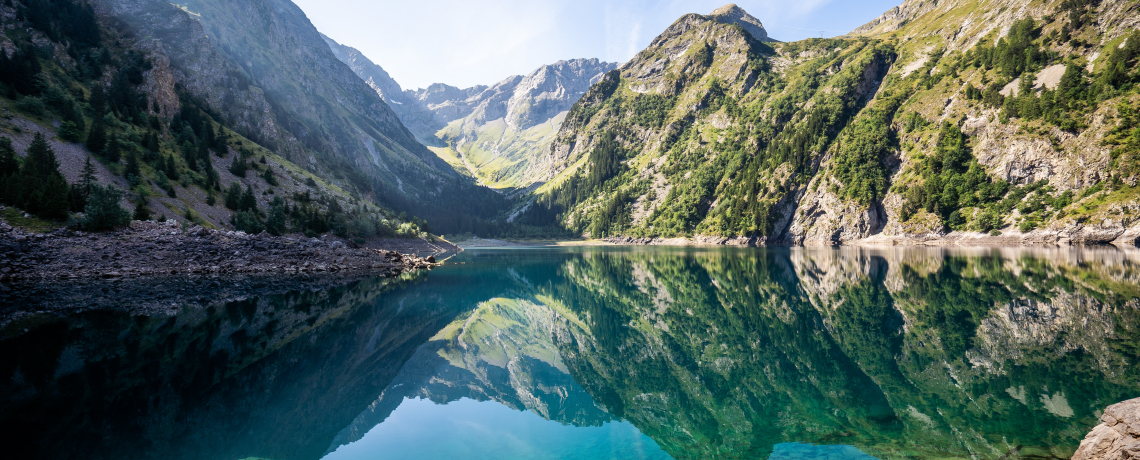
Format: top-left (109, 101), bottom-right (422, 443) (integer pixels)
top-left (515, 1), bottom-right (1140, 246)
top-left (322, 39), bottom-right (617, 190)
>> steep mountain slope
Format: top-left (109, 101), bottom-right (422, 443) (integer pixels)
top-left (520, 1), bottom-right (1140, 246)
top-left (321, 34), bottom-right (442, 143)
top-left (0, 0), bottom-right (511, 236)
top-left (708, 3), bottom-right (776, 42)
top-left (425, 59), bottom-right (619, 189)
top-left (164, 0), bottom-right (466, 194)
top-left (322, 39), bottom-right (616, 190)
top-left (0, 0), bottom-right (425, 236)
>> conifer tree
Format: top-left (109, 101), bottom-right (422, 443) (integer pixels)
top-left (124, 150), bottom-right (141, 185)
top-left (81, 155), bottom-right (96, 195)
top-left (224, 182), bottom-right (242, 210)
top-left (240, 184), bottom-right (258, 213)
top-left (229, 155), bottom-right (247, 178)
top-left (0, 137), bottom-right (18, 179)
top-left (20, 133), bottom-right (70, 220)
top-left (266, 200), bottom-right (288, 236)
top-left (25, 132), bottom-right (61, 180)
top-left (164, 154), bottom-right (179, 180)
top-left (86, 113), bottom-right (106, 154)
top-left (132, 199), bottom-right (151, 221)
top-left (81, 184), bottom-right (130, 231)
top-left (103, 133), bottom-right (121, 162)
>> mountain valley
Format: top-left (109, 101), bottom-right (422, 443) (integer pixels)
top-left (0, 0), bottom-right (1138, 247)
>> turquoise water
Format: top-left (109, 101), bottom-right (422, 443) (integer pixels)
top-left (2, 246), bottom-right (1139, 459)
top-left (323, 398), bottom-right (670, 460)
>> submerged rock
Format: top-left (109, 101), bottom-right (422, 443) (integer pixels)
top-left (1073, 398), bottom-right (1140, 460)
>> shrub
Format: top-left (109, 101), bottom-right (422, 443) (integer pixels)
top-left (232, 210), bottom-right (264, 234)
top-left (59, 121), bottom-right (82, 142)
top-left (81, 184), bottom-right (131, 231)
top-left (16, 97), bottom-right (47, 116)
top-left (265, 202), bottom-right (287, 236)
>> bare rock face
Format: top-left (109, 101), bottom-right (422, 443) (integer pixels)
top-left (786, 184), bottom-right (886, 246)
top-left (321, 34), bottom-right (443, 142)
top-left (709, 3), bottom-right (775, 42)
top-left (1073, 398), bottom-right (1140, 460)
top-left (407, 59), bottom-right (618, 132)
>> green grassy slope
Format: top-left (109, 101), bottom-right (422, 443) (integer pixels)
top-left (519, 1), bottom-right (1140, 244)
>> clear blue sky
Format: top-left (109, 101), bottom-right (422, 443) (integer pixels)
top-left (293, 0), bottom-right (903, 91)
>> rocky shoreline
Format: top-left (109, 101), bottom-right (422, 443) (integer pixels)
top-left (601, 224), bottom-right (1140, 248)
top-left (0, 220), bottom-right (457, 282)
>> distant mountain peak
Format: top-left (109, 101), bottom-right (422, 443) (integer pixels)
top-left (709, 3), bottom-right (775, 42)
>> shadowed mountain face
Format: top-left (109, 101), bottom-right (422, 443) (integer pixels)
top-left (321, 34), bottom-right (443, 144)
top-left (84, 0), bottom-right (509, 234)
top-left (5, 247), bottom-right (1139, 460)
top-left (93, 0), bottom-right (452, 191)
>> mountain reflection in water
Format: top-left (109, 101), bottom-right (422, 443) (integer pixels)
top-left (2, 246), bottom-right (1138, 460)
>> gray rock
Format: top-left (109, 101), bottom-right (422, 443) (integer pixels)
top-left (1073, 398), bottom-right (1140, 460)
top-left (709, 4), bottom-right (775, 42)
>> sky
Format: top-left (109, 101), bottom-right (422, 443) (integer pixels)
top-left (293, 0), bottom-right (903, 91)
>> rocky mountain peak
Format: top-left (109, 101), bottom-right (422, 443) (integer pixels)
top-left (709, 3), bottom-right (774, 42)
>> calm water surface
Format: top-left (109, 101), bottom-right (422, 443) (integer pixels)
top-left (2, 246), bottom-right (1139, 460)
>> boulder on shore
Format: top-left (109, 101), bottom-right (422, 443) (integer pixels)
top-left (1073, 398), bottom-right (1140, 460)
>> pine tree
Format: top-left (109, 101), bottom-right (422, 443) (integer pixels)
top-left (25, 132), bottom-right (61, 180)
top-left (144, 131), bottom-right (159, 152)
top-left (18, 133), bottom-right (70, 220)
top-left (224, 182), bottom-right (242, 210)
top-left (89, 86), bottom-right (106, 115)
top-left (0, 137), bottom-right (18, 178)
top-left (103, 133), bottom-right (121, 162)
top-left (240, 184), bottom-right (258, 213)
top-left (132, 199), bottom-right (151, 221)
top-left (124, 151), bottom-right (141, 185)
top-left (86, 114), bottom-right (107, 154)
top-left (39, 174), bottom-right (70, 220)
top-left (69, 155), bottom-right (94, 213)
top-left (81, 184), bottom-right (131, 231)
top-left (183, 141), bottom-right (197, 171)
top-left (266, 201), bottom-right (288, 236)
top-left (163, 154), bottom-right (179, 180)
top-left (229, 156), bottom-right (247, 178)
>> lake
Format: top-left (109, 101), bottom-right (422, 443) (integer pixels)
top-left (2, 246), bottom-right (1139, 460)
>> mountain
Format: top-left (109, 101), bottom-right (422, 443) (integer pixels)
top-left (325, 297), bottom-right (614, 455)
top-left (709, 3), bottom-right (776, 42)
top-left (0, 0), bottom-right (417, 235)
top-left (0, 0), bottom-right (513, 236)
top-left (104, 0), bottom-right (455, 196)
top-left (423, 59), bottom-right (619, 189)
top-left (321, 39), bottom-right (617, 190)
top-left (321, 34), bottom-right (442, 143)
top-left (517, 1), bottom-right (1140, 245)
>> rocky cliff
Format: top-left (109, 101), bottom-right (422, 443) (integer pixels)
top-left (321, 34), bottom-right (443, 143)
top-left (322, 39), bottom-right (617, 189)
top-left (425, 58), bottom-right (619, 189)
top-left (164, 0), bottom-right (457, 190)
top-left (0, 0), bottom-right (509, 235)
top-left (519, 1), bottom-right (1140, 246)
top-left (1073, 398), bottom-right (1140, 460)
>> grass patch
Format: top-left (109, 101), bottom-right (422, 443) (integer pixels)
top-left (0, 206), bottom-right (61, 233)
